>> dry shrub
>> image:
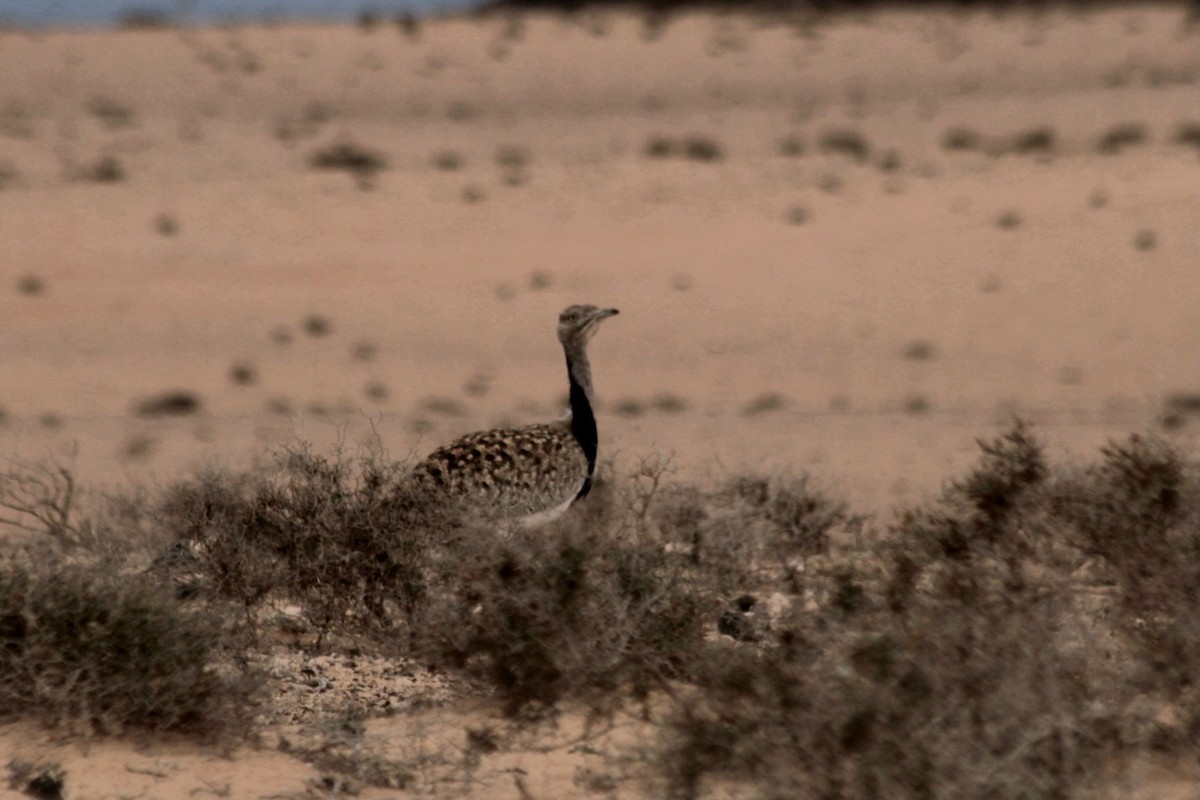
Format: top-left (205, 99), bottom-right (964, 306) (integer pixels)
top-left (0, 557), bottom-right (259, 738)
top-left (1049, 434), bottom-right (1200, 706)
top-left (156, 445), bottom-right (444, 643)
top-left (309, 140), bottom-right (386, 187)
top-left (819, 129), bottom-right (871, 164)
top-left (658, 421), bottom-right (1199, 799)
top-left (419, 521), bottom-right (710, 718)
top-left (1097, 122), bottom-right (1148, 154)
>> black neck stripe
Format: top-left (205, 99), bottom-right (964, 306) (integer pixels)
top-left (567, 372), bottom-right (598, 500)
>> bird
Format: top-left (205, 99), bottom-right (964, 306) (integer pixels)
top-left (408, 304), bottom-right (619, 529)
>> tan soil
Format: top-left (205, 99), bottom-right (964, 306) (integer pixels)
top-left (0, 4), bottom-right (1196, 797)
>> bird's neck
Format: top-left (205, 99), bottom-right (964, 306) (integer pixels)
top-left (564, 340), bottom-right (599, 498)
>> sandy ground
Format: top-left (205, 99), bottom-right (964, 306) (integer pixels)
top-left (0, 4), bottom-right (1197, 797)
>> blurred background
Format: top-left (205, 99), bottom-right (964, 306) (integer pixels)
top-left (0, 0), bottom-right (1195, 514)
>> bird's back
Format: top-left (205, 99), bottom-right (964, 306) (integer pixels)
top-left (410, 422), bottom-right (588, 524)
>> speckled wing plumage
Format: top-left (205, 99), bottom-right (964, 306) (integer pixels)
top-left (410, 422), bottom-right (588, 521)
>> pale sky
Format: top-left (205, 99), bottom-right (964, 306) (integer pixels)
top-left (0, 0), bottom-right (481, 27)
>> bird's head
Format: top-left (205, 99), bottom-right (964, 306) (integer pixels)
top-left (557, 304), bottom-right (619, 346)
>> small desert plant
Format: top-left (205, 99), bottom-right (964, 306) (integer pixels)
top-left (86, 96), bottom-right (136, 130)
top-left (154, 213), bottom-right (179, 236)
top-left (228, 362), bottom-right (257, 386)
top-left (682, 136), bottom-right (723, 162)
top-left (741, 392), bottom-right (785, 416)
top-left (996, 209), bottom-right (1022, 230)
top-left (1173, 121), bottom-right (1200, 149)
top-left (1133, 228), bottom-right (1157, 251)
top-left (877, 149), bottom-right (902, 172)
top-left (902, 339), bottom-right (936, 361)
top-left (777, 134), bottom-right (805, 157)
top-left (76, 155), bottom-right (125, 184)
top-left (431, 150), bottom-right (463, 171)
top-left (0, 160), bottom-right (18, 190)
top-left (644, 135), bottom-right (676, 159)
top-left (1097, 122), bottom-right (1148, 154)
top-left (0, 456), bottom-right (80, 548)
top-left (494, 144), bottom-right (530, 170)
top-left (132, 390), bottom-right (202, 418)
top-left (902, 394), bottom-right (932, 415)
top-left (15, 273), bottom-right (44, 295)
top-left (651, 393), bottom-right (688, 414)
top-left (819, 128), bottom-right (871, 164)
top-left (941, 126), bottom-right (982, 151)
top-left (0, 100), bottom-right (34, 139)
top-left (1000, 126), bottom-right (1056, 156)
top-left (302, 313), bottom-right (332, 336)
top-left (613, 398), bottom-right (647, 418)
top-left (309, 140), bottom-right (386, 187)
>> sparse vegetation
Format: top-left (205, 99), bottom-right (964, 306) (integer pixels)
top-left (819, 128), bottom-right (871, 164)
top-left (652, 393), bottom-right (688, 413)
top-left (903, 393), bottom-right (932, 414)
top-left (742, 392), bottom-right (786, 416)
top-left (309, 140), bottom-right (386, 187)
top-left (302, 313), bottom-right (332, 337)
top-left (0, 559), bottom-right (259, 737)
top-left (1097, 122), bottom-right (1149, 154)
top-left (229, 362), bottom-right (257, 386)
top-left (777, 134), bottom-right (805, 157)
top-left (941, 125), bottom-right (982, 151)
top-left (613, 398), bottom-right (647, 417)
top-left (658, 423), bottom-right (1199, 799)
top-left (351, 340), bottom-right (378, 362)
top-left (0, 420), bottom-right (1192, 800)
top-left (999, 125), bottom-right (1056, 156)
top-left (132, 390), bottom-right (201, 418)
top-left (1134, 228), bottom-right (1157, 251)
top-left (15, 273), bottom-right (44, 296)
top-left (75, 155), bottom-right (126, 184)
top-left (784, 205), bottom-right (808, 225)
top-left (431, 150), bottom-right (464, 171)
top-left (154, 213), bottom-right (179, 236)
top-left (877, 149), bottom-right (902, 172)
top-left (996, 209), bottom-right (1022, 230)
top-left (682, 136), bottom-right (724, 162)
top-left (86, 96), bottom-right (136, 130)
top-left (643, 135), bottom-right (723, 162)
top-left (644, 135), bottom-right (676, 159)
top-left (494, 144), bottom-right (530, 170)
top-left (395, 10), bottom-right (421, 40)
top-left (1173, 121), bottom-right (1200, 149)
top-left (902, 339), bottom-right (936, 361)
top-left (116, 7), bottom-right (173, 29)
top-left (0, 160), bottom-right (19, 190)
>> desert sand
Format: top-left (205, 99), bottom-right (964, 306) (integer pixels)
top-left (0, 3), bottom-right (1197, 797)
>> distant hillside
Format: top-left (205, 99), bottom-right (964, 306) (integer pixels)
top-left (482, 0), bottom-right (1182, 12)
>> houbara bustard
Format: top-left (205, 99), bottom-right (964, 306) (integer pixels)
top-left (409, 304), bottom-right (619, 529)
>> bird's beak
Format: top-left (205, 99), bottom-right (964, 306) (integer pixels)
top-left (598, 308), bottom-right (619, 319)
